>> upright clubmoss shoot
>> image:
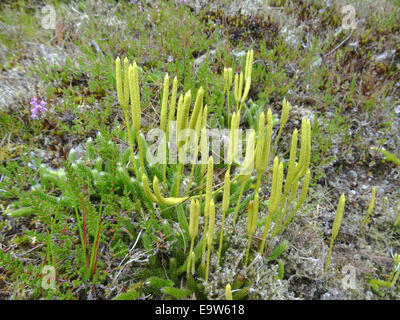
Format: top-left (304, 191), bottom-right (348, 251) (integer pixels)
top-left (232, 130), bottom-right (255, 225)
top-left (245, 193), bottom-right (258, 266)
top-left (360, 187), bottom-right (376, 231)
top-left (188, 199), bottom-right (200, 276)
top-left (205, 199), bottom-right (215, 282)
top-left (217, 169), bottom-right (231, 266)
top-left (201, 156), bottom-right (214, 266)
top-left (325, 193), bottom-right (346, 273)
top-left (116, 57), bottom-right (138, 176)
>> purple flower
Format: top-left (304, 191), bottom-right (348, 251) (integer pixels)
top-left (30, 96), bottom-right (38, 105)
top-left (130, 0), bottom-right (143, 11)
top-left (395, 105), bottom-right (400, 114)
top-left (396, 82), bottom-right (400, 87)
top-left (30, 96), bottom-right (47, 119)
top-left (167, 55), bottom-right (174, 62)
top-left (319, 0), bottom-right (330, 13)
top-left (30, 111), bottom-right (39, 119)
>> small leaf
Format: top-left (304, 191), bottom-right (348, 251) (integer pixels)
top-left (146, 277), bottom-right (174, 290)
top-left (8, 207), bottom-right (37, 218)
top-left (378, 148), bottom-right (400, 166)
top-left (177, 205), bottom-right (189, 241)
top-left (112, 290), bottom-right (139, 300)
top-left (267, 240), bottom-right (289, 262)
top-left (162, 287), bottom-right (191, 299)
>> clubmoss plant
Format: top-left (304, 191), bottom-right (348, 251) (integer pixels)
top-left (259, 156), bottom-right (284, 254)
top-left (160, 73), bottom-right (169, 181)
top-left (325, 193), bottom-right (346, 273)
top-left (187, 199), bottom-right (200, 276)
top-left (272, 99), bottom-right (290, 154)
top-left (223, 67), bottom-right (233, 126)
top-left (201, 156), bottom-right (214, 266)
top-left (245, 194), bottom-right (258, 266)
top-left (167, 76), bottom-right (178, 138)
top-left (395, 215), bottom-right (400, 228)
top-left (9, 48), bottom-right (316, 298)
top-left (129, 61), bottom-right (145, 173)
top-left (232, 130), bottom-right (255, 225)
top-left (217, 168), bottom-right (231, 266)
top-left (369, 253), bottom-right (400, 296)
top-left (360, 186), bottom-right (376, 231)
top-left (205, 199), bottom-right (215, 282)
top-left (116, 57), bottom-right (138, 176)
top-left (234, 50), bottom-right (253, 113)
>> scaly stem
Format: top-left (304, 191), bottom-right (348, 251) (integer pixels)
top-left (255, 173), bottom-right (262, 192)
top-left (136, 130), bottom-right (145, 174)
top-left (245, 234), bottom-right (253, 266)
top-left (275, 200), bottom-right (302, 235)
top-left (123, 108), bottom-right (138, 176)
top-left (186, 140), bottom-right (200, 195)
top-left (272, 126), bottom-right (284, 155)
top-left (272, 200), bottom-right (286, 237)
top-left (232, 178), bottom-right (246, 225)
top-left (217, 208), bottom-right (227, 267)
top-left (175, 163), bottom-right (183, 197)
top-left (325, 238), bottom-right (334, 273)
top-left (187, 239), bottom-right (195, 277)
top-left (162, 148), bottom-right (167, 183)
top-left (201, 213), bottom-right (209, 265)
top-left (186, 163), bottom-right (196, 195)
top-left (259, 209), bottom-right (274, 254)
top-left (205, 244), bottom-right (211, 282)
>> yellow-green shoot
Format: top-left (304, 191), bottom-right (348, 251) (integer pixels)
top-left (217, 169), bottom-right (231, 266)
top-left (360, 186), bottom-right (376, 231)
top-left (187, 199), bottom-right (200, 276)
top-left (245, 193), bottom-right (258, 265)
top-left (205, 199), bottom-right (215, 282)
top-left (325, 193), bottom-right (346, 273)
top-left (115, 57), bottom-right (138, 176)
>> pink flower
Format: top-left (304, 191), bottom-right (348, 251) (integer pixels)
top-left (30, 96), bottom-right (47, 119)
